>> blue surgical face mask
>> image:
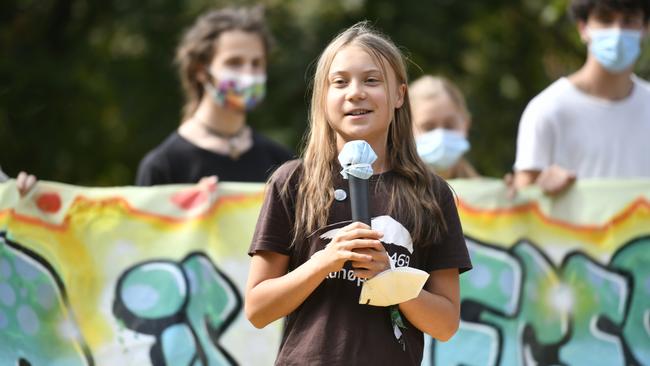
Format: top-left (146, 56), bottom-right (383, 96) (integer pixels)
top-left (588, 28), bottom-right (643, 73)
top-left (415, 129), bottom-right (470, 170)
top-left (205, 70), bottom-right (266, 112)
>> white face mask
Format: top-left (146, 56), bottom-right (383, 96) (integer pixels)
top-left (415, 129), bottom-right (470, 170)
top-left (587, 28), bottom-right (643, 73)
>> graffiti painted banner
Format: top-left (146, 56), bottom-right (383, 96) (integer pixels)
top-left (0, 179), bottom-right (649, 366)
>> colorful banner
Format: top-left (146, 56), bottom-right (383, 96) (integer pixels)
top-left (428, 179), bottom-right (650, 366)
top-left (0, 178), bottom-right (649, 365)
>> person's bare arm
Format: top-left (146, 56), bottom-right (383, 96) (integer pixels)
top-left (245, 222), bottom-right (385, 328)
top-left (245, 251), bottom-right (325, 328)
top-left (398, 268), bottom-right (460, 341)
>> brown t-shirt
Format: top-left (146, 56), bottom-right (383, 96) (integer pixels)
top-left (249, 160), bottom-right (472, 366)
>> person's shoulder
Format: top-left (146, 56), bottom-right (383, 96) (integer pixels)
top-left (269, 159), bottom-right (303, 185)
top-left (632, 75), bottom-right (650, 95)
top-left (253, 131), bottom-right (295, 164)
top-left (451, 158), bottom-right (480, 179)
top-left (418, 167), bottom-right (454, 201)
top-left (142, 131), bottom-right (187, 161)
top-left (520, 78), bottom-right (572, 124)
top-left (253, 130), bottom-right (291, 155)
top-left (266, 159), bottom-right (303, 200)
top-left (528, 78), bottom-right (573, 106)
top-left (137, 132), bottom-right (187, 177)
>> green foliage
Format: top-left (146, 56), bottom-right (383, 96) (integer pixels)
top-left (1, 0), bottom-right (649, 184)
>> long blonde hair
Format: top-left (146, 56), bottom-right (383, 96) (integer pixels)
top-left (283, 21), bottom-right (446, 248)
top-left (409, 75), bottom-right (471, 124)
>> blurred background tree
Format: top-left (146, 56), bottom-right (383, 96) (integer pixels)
top-left (1, 0), bottom-right (649, 185)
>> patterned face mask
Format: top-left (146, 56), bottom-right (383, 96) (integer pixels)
top-left (205, 70), bottom-right (266, 112)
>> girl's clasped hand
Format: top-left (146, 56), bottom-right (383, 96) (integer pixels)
top-left (311, 222), bottom-right (390, 279)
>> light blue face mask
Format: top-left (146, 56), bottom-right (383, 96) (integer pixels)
top-left (588, 28), bottom-right (643, 73)
top-left (416, 129), bottom-right (470, 170)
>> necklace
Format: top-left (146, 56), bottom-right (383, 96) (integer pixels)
top-left (191, 117), bottom-right (252, 159)
top-left (199, 121), bottom-right (247, 139)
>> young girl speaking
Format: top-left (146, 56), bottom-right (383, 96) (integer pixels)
top-left (246, 22), bottom-right (472, 366)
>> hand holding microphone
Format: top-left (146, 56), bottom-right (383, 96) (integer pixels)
top-left (337, 141), bottom-right (417, 346)
top-left (337, 141), bottom-right (390, 278)
top-left (338, 140), bottom-right (376, 225)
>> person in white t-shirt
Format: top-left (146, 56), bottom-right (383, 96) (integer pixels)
top-left (512, 0), bottom-right (650, 195)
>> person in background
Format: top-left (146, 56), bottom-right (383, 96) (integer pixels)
top-left (409, 75), bottom-right (479, 180)
top-left (512, 0), bottom-right (650, 195)
top-left (136, 6), bottom-right (293, 186)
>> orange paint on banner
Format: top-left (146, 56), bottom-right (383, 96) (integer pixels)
top-left (9, 191), bottom-right (265, 231)
top-left (457, 197), bottom-right (650, 233)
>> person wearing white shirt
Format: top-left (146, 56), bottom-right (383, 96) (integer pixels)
top-left (513, 0), bottom-right (650, 195)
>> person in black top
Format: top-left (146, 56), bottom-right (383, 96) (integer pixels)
top-left (136, 6), bottom-right (292, 185)
top-left (245, 22), bottom-right (471, 366)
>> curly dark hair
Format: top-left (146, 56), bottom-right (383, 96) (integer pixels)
top-left (175, 6), bottom-right (274, 120)
top-left (569, 0), bottom-right (650, 23)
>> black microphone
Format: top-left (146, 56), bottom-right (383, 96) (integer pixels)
top-left (347, 173), bottom-right (371, 225)
top-left (338, 140), bottom-right (375, 226)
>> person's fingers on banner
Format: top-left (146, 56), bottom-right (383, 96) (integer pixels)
top-left (16, 171), bottom-right (37, 197)
top-left (197, 175), bottom-right (218, 191)
top-left (536, 165), bottom-right (576, 196)
top-left (503, 172), bottom-right (517, 200)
